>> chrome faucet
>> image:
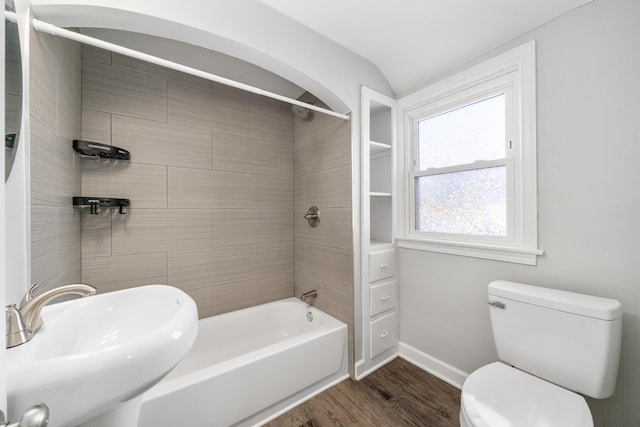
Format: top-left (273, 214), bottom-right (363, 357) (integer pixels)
top-left (6, 283), bottom-right (97, 348)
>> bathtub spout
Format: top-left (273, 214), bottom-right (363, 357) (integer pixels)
top-left (300, 290), bottom-right (318, 302)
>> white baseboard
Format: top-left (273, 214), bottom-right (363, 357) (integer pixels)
top-left (398, 342), bottom-right (469, 390)
top-left (354, 352), bottom-right (398, 380)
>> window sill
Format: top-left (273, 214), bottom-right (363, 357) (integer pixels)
top-left (397, 236), bottom-right (543, 265)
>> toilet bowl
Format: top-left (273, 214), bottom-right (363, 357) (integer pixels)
top-left (459, 281), bottom-right (622, 427)
top-left (459, 362), bottom-right (592, 427)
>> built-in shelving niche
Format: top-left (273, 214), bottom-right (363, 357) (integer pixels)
top-left (368, 100), bottom-right (393, 247)
top-left (358, 87), bottom-right (398, 379)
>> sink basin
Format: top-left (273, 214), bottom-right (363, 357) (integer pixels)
top-left (6, 285), bottom-right (199, 427)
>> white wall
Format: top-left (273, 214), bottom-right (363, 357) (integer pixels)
top-left (399, 0), bottom-right (640, 425)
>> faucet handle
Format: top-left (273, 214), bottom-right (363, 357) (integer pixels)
top-left (0, 403), bottom-right (49, 427)
top-left (6, 305), bottom-right (31, 348)
top-left (19, 284), bottom-right (40, 309)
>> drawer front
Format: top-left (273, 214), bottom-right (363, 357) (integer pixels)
top-left (370, 281), bottom-right (396, 316)
top-left (370, 312), bottom-right (397, 358)
top-left (369, 249), bottom-right (395, 282)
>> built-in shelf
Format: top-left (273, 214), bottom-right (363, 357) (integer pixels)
top-left (370, 140), bottom-right (391, 155)
top-left (73, 139), bottom-right (130, 160)
top-left (359, 87), bottom-right (398, 379)
top-left (73, 197), bottom-right (130, 215)
top-left (370, 240), bottom-right (394, 249)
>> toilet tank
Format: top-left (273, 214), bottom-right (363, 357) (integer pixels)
top-left (488, 280), bottom-right (622, 399)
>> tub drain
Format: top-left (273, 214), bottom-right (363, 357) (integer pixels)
top-left (306, 311), bottom-right (313, 322)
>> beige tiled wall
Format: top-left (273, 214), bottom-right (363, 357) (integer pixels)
top-left (30, 29), bottom-right (82, 291)
top-left (293, 99), bottom-right (354, 374)
top-left (80, 46), bottom-right (295, 317)
top-left (30, 39), bottom-right (354, 371)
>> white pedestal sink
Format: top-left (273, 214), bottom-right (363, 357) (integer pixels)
top-left (6, 285), bottom-right (199, 427)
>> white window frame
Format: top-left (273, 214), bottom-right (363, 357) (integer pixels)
top-left (397, 41), bottom-right (543, 265)
top-left (411, 80), bottom-right (515, 244)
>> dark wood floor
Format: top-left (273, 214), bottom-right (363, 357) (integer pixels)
top-left (265, 357), bottom-right (461, 427)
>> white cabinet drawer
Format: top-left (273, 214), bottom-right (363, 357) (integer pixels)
top-left (370, 312), bottom-right (397, 358)
top-left (370, 281), bottom-right (396, 316)
top-left (369, 249), bottom-right (395, 282)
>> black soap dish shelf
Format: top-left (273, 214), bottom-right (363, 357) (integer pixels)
top-left (73, 197), bottom-right (130, 215)
top-left (73, 140), bottom-right (130, 160)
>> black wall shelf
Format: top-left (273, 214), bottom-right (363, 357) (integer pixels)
top-left (73, 197), bottom-right (130, 215)
top-left (73, 140), bottom-right (130, 160)
top-left (5, 133), bottom-right (17, 148)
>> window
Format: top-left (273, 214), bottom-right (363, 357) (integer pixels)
top-left (397, 41), bottom-right (542, 265)
top-left (415, 92), bottom-right (509, 238)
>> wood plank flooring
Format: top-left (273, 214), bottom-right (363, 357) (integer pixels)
top-left (264, 357), bottom-right (461, 427)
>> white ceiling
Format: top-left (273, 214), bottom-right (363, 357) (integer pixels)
top-left (261, 0), bottom-right (591, 95)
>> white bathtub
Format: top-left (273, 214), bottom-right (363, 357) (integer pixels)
top-left (139, 297), bottom-right (348, 427)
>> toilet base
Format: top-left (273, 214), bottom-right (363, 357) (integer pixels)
top-left (459, 362), bottom-right (593, 427)
top-left (458, 401), bottom-right (473, 427)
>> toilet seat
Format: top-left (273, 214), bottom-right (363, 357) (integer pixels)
top-left (460, 362), bottom-right (593, 427)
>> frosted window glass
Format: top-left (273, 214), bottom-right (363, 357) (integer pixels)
top-left (418, 94), bottom-right (505, 170)
top-left (415, 166), bottom-right (507, 236)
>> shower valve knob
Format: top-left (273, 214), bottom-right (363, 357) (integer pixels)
top-left (304, 206), bottom-right (320, 227)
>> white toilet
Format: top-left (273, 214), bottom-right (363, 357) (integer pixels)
top-left (460, 280), bottom-right (622, 427)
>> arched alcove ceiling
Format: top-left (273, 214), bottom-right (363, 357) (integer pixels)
top-left (79, 28), bottom-right (308, 101)
top-left (29, 1), bottom-right (395, 114)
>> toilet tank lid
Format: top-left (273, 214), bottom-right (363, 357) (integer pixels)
top-left (489, 280), bottom-right (622, 320)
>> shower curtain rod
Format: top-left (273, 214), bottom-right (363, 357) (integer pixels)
top-left (27, 16), bottom-right (351, 121)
